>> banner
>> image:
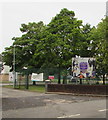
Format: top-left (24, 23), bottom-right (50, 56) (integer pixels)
top-left (72, 57), bottom-right (96, 78)
top-left (31, 73), bottom-right (43, 81)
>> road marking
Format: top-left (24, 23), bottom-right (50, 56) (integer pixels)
top-left (98, 109), bottom-right (108, 112)
top-left (57, 114), bottom-right (80, 118)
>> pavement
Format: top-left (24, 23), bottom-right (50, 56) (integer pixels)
top-left (1, 87), bottom-right (108, 119)
top-left (46, 92), bottom-right (108, 97)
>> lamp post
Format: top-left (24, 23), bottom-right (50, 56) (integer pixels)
top-left (13, 45), bottom-right (16, 88)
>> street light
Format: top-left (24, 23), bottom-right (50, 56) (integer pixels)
top-left (13, 45), bottom-right (16, 88)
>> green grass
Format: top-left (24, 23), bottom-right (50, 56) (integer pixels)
top-left (0, 81), bottom-right (13, 83)
top-left (3, 85), bottom-right (45, 93)
top-left (28, 85), bottom-right (45, 92)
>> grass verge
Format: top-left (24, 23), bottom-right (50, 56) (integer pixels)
top-left (3, 85), bottom-right (45, 93)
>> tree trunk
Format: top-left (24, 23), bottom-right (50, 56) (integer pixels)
top-left (33, 81), bottom-right (36, 85)
top-left (58, 65), bottom-right (61, 84)
top-left (63, 76), bottom-right (67, 84)
top-left (103, 74), bottom-right (105, 85)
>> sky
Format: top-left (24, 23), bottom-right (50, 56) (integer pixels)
top-left (0, 0), bottom-right (107, 54)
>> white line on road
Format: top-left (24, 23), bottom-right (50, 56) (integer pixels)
top-left (98, 109), bottom-right (108, 112)
top-left (57, 114), bottom-right (80, 118)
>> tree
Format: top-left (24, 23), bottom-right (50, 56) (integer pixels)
top-left (2, 47), bottom-right (13, 71)
top-left (2, 21), bottom-right (45, 71)
top-left (2, 8), bottom-right (94, 84)
top-left (96, 17), bottom-right (108, 84)
top-left (34, 8), bottom-right (85, 83)
top-left (0, 54), bottom-right (3, 73)
top-left (89, 17), bottom-right (108, 84)
top-left (0, 54), bottom-right (2, 61)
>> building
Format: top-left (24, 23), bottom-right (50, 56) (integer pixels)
top-left (0, 64), bottom-right (11, 82)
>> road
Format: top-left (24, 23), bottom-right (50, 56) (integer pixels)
top-left (1, 87), bottom-right (107, 119)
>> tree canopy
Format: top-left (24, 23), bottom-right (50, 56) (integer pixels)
top-left (89, 17), bottom-right (108, 78)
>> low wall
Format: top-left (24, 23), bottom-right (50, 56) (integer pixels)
top-left (0, 74), bottom-right (9, 82)
top-left (47, 84), bottom-right (108, 95)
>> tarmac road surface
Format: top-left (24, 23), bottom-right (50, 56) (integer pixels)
top-left (1, 87), bottom-right (107, 119)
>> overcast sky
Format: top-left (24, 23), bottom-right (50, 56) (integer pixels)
top-left (0, 0), bottom-right (107, 54)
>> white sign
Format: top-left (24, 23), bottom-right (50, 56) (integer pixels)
top-left (72, 57), bottom-right (96, 78)
top-left (31, 73), bottom-right (43, 81)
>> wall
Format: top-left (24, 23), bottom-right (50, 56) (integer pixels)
top-left (47, 84), bottom-right (108, 95)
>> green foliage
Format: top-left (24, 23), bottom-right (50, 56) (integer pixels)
top-left (2, 47), bottom-right (13, 68)
top-left (43, 8), bottom-right (83, 67)
top-left (0, 54), bottom-right (2, 61)
top-left (2, 21), bottom-right (46, 71)
top-left (89, 17), bottom-right (108, 76)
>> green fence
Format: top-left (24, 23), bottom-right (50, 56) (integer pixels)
top-left (13, 67), bottom-right (107, 89)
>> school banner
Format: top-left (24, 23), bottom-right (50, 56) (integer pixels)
top-left (72, 57), bottom-right (96, 78)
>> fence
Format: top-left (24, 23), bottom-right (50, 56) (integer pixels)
top-left (8, 67), bottom-right (107, 89)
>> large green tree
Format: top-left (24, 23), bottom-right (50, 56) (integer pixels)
top-left (89, 17), bottom-right (108, 84)
top-left (2, 8), bottom-right (94, 83)
top-left (34, 8), bottom-right (93, 83)
top-left (2, 21), bottom-right (45, 71)
top-left (96, 17), bottom-right (108, 84)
